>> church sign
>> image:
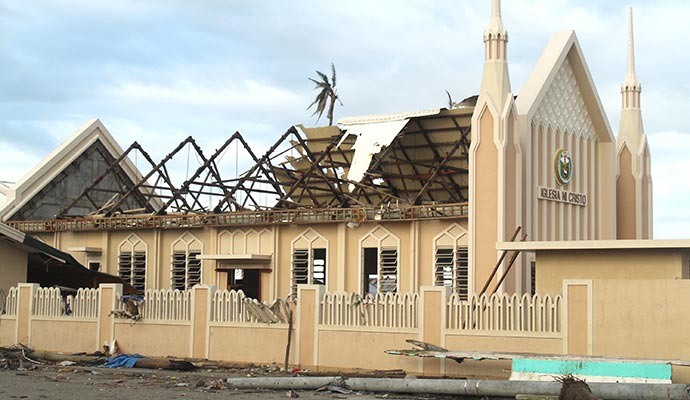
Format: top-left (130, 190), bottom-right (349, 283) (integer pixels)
top-left (536, 148), bottom-right (587, 206)
top-left (554, 149), bottom-right (572, 185)
top-left (537, 186), bottom-right (587, 206)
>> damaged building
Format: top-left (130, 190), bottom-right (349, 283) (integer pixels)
top-left (0, 1), bottom-right (652, 302)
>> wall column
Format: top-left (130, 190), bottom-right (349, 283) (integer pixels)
top-left (15, 283), bottom-right (38, 346)
top-left (191, 285), bottom-right (216, 359)
top-left (296, 284), bottom-right (324, 369)
top-left (97, 283), bottom-right (122, 352)
top-left (420, 286), bottom-right (448, 376)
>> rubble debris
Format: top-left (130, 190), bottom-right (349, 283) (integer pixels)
top-left (556, 375), bottom-right (599, 400)
top-left (108, 296), bottom-right (142, 323)
top-left (101, 353), bottom-right (195, 371)
top-left (315, 376), bottom-right (352, 394)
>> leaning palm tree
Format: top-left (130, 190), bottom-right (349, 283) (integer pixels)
top-left (307, 63), bottom-right (342, 126)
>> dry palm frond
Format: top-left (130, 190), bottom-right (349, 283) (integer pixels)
top-left (307, 63), bottom-right (342, 125)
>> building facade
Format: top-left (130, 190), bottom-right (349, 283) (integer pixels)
top-left (1, 1), bottom-right (652, 300)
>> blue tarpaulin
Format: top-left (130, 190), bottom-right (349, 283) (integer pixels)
top-left (101, 354), bottom-right (145, 368)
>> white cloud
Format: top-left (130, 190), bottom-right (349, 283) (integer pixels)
top-left (107, 78), bottom-right (302, 110)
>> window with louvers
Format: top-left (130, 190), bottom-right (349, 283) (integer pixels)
top-left (291, 249), bottom-right (309, 295)
top-left (434, 248), bottom-right (454, 287)
top-left (188, 251), bottom-right (201, 288)
top-left (119, 251), bottom-right (146, 292)
top-left (171, 251), bottom-right (202, 290)
top-left (434, 246), bottom-right (468, 299)
top-left (379, 248), bottom-right (398, 293)
top-left (132, 251), bottom-right (146, 291)
top-left (312, 248), bottom-right (326, 285)
top-left (171, 252), bottom-right (186, 290)
top-left (455, 247), bottom-right (469, 299)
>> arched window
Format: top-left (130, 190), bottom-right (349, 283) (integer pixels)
top-left (433, 224), bottom-right (469, 299)
top-left (291, 228), bottom-right (328, 296)
top-left (118, 234), bottom-right (147, 292)
top-left (359, 226), bottom-right (399, 295)
top-left (171, 232), bottom-right (203, 290)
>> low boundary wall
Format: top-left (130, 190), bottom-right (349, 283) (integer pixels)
top-left (0, 283), bottom-right (573, 375)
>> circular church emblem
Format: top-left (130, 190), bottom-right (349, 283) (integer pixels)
top-left (554, 149), bottom-right (572, 185)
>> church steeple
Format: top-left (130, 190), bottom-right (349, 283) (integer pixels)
top-left (480, 0), bottom-right (512, 107)
top-left (621, 7), bottom-right (641, 110)
top-left (484, 0), bottom-right (508, 61)
top-left (616, 7), bottom-right (653, 240)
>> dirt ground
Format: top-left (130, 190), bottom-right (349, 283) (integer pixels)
top-left (0, 364), bottom-right (457, 400)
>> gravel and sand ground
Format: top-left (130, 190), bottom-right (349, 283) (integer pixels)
top-left (0, 364), bottom-right (455, 400)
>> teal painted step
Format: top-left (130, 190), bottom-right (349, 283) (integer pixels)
top-left (513, 358), bottom-right (671, 380)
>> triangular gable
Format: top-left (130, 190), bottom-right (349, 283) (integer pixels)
top-left (0, 119), bottom-right (155, 221)
top-left (516, 30), bottom-right (614, 143)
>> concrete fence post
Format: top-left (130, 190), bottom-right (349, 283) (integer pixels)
top-left (420, 285), bottom-right (449, 376)
top-left (191, 284), bottom-right (217, 359)
top-left (15, 283), bottom-right (38, 346)
top-left (296, 284), bottom-right (324, 369)
top-left (97, 283), bottom-right (122, 352)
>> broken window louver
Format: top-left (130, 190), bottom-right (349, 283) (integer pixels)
top-left (434, 246), bottom-right (468, 299)
top-left (434, 248), bottom-right (454, 287)
top-left (312, 248), bottom-right (326, 286)
top-left (379, 248), bottom-right (398, 293)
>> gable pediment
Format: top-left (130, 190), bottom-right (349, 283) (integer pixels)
top-left (516, 30), bottom-right (614, 143)
top-left (0, 119), bottom-right (155, 221)
top-left (533, 56), bottom-right (596, 140)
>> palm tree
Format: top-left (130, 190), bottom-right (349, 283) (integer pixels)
top-left (307, 63), bottom-right (342, 126)
top-left (445, 90), bottom-right (459, 108)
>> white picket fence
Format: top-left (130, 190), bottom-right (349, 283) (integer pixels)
top-left (211, 289), bottom-right (252, 323)
top-left (446, 293), bottom-right (562, 333)
top-left (3, 287), bottom-right (18, 316)
top-left (139, 288), bottom-right (191, 321)
top-left (31, 287), bottom-right (100, 318)
top-left (320, 292), bottom-right (419, 328)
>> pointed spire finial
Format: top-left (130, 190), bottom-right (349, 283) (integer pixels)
top-left (623, 7), bottom-right (640, 88)
top-left (484, 0), bottom-right (508, 42)
top-left (492, 0), bottom-right (501, 18)
top-left (627, 7), bottom-right (636, 75)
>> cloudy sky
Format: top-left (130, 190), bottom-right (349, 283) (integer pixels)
top-left (0, 0), bottom-right (688, 238)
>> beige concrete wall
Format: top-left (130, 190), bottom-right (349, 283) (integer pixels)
top-left (592, 279), bottom-right (690, 360)
top-left (113, 321), bottom-right (191, 358)
top-left (0, 240), bottom-right (27, 296)
top-left (30, 319), bottom-right (98, 352)
top-left (536, 249), bottom-right (683, 295)
top-left (0, 318), bottom-right (16, 346)
top-left (208, 325), bottom-right (289, 365)
top-left (316, 328), bottom-right (420, 372)
top-left (444, 332), bottom-right (562, 354)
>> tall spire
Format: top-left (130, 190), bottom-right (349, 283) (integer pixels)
top-left (616, 6), bottom-right (652, 240)
top-left (483, 0), bottom-right (508, 60)
top-left (479, 0), bottom-right (511, 105)
top-left (621, 7), bottom-right (641, 109)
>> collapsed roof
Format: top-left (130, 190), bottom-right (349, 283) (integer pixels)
top-left (3, 104), bottom-right (474, 221)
